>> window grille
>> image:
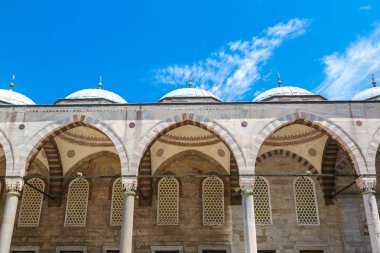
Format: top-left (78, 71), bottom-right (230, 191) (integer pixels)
top-left (64, 178), bottom-right (89, 227)
top-left (110, 178), bottom-right (123, 226)
top-left (294, 177), bottom-right (319, 225)
top-left (157, 177), bottom-right (179, 225)
top-left (18, 178), bottom-right (45, 227)
top-left (202, 177), bottom-right (224, 225)
top-left (253, 177), bottom-right (272, 225)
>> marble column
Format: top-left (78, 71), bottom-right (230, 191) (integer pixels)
top-left (120, 178), bottom-right (137, 253)
top-left (0, 181), bottom-right (23, 253)
top-left (357, 177), bottom-right (380, 253)
top-left (241, 176), bottom-right (257, 253)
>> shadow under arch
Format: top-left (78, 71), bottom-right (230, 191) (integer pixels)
top-left (250, 111), bottom-right (366, 175)
top-left (130, 113), bottom-right (246, 175)
top-left (16, 114), bottom-right (128, 177)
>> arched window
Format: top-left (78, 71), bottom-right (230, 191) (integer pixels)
top-left (64, 178), bottom-right (89, 227)
top-left (294, 177), bottom-right (319, 225)
top-left (253, 177), bottom-right (272, 225)
top-left (18, 178), bottom-right (45, 227)
top-left (157, 177), bottom-right (179, 225)
top-left (110, 178), bottom-right (123, 226)
top-left (202, 177), bottom-right (224, 225)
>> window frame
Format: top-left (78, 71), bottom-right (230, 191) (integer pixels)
top-left (55, 246), bottom-right (87, 253)
top-left (157, 177), bottom-right (180, 225)
top-left (64, 178), bottom-right (90, 227)
top-left (10, 246), bottom-right (40, 253)
top-left (202, 176), bottom-right (225, 226)
top-left (197, 245), bottom-right (231, 253)
top-left (151, 245), bottom-right (183, 253)
top-left (293, 176), bottom-right (320, 226)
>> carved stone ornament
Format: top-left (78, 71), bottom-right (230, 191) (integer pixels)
top-left (122, 178), bottom-right (138, 196)
top-left (240, 176), bottom-right (255, 194)
top-left (356, 177), bottom-right (377, 194)
top-left (5, 179), bottom-right (23, 194)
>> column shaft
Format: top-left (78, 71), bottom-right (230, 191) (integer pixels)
top-left (120, 191), bottom-right (136, 253)
top-left (242, 192), bottom-right (257, 253)
top-left (362, 192), bottom-right (380, 253)
top-left (0, 191), bottom-right (20, 253)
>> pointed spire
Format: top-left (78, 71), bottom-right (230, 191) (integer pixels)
top-left (98, 76), bottom-right (103, 89)
top-left (277, 73), bottom-right (282, 87)
top-left (188, 77), bottom-right (193, 88)
top-left (372, 74), bottom-right (377, 87)
top-left (9, 74), bottom-right (15, 91)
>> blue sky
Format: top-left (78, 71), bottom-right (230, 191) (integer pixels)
top-left (0, 0), bottom-right (379, 103)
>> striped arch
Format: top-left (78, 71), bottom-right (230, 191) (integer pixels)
top-left (250, 111), bottom-right (366, 175)
top-left (130, 113), bottom-right (246, 175)
top-left (16, 114), bottom-right (128, 177)
top-left (367, 126), bottom-right (380, 175)
top-left (0, 128), bottom-right (14, 175)
top-left (256, 149), bottom-right (318, 174)
top-left (43, 139), bottom-right (63, 207)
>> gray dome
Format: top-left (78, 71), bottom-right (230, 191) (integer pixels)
top-left (253, 86), bottom-right (315, 101)
top-left (159, 88), bottom-right (222, 102)
top-left (65, 88), bottom-right (127, 103)
top-left (352, 87), bottom-right (380, 100)
top-left (0, 89), bottom-right (35, 105)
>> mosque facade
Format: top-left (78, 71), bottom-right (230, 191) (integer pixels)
top-left (0, 75), bottom-right (379, 253)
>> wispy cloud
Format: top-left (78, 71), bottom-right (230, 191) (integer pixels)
top-left (359, 5), bottom-right (372, 11)
top-left (316, 24), bottom-right (380, 99)
top-left (153, 18), bottom-right (311, 101)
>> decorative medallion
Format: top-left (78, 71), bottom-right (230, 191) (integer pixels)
top-left (308, 148), bottom-right (317, 157)
top-left (18, 124), bottom-right (25, 130)
top-left (241, 121), bottom-right (248, 127)
top-left (156, 148), bottom-right (164, 157)
top-left (129, 122), bottom-right (136, 128)
top-left (217, 149), bottom-right (225, 157)
top-left (356, 120), bottom-right (363, 126)
top-left (67, 149), bottom-right (76, 158)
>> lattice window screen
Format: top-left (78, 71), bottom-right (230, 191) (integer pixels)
top-left (110, 178), bottom-right (123, 226)
top-left (18, 178), bottom-right (45, 227)
top-left (157, 177), bottom-right (179, 225)
top-left (253, 176), bottom-right (272, 225)
top-left (64, 178), bottom-right (89, 227)
top-left (202, 177), bottom-right (224, 225)
top-left (294, 177), bottom-right (319, 225)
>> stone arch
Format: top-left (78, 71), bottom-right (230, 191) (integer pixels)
top-left (64, 151), bottom-right (120, 177)
top-left (0, 128), bottom-right (14, 176)
top-left (367, 126), bottom-right (380, 174)
top-left (16, 114), bottom-right (128, 177)
top-left (250, 111), bottom-right (366, 175)
top-left (156, 149), bottom-right (228, 175)
top-left (256, 149), bottom-right (318, 174)
top-left (130, 113), bottom-right (245, 175)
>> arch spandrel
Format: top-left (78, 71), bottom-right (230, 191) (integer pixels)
top-left (129, 113), bottom-right (247, 176)
top-left (14, 114), bottom-right (129, 177)
top-left (0, 129), bottom-right (14, 176)
top-left (250, 111), bottom-right (367, 175)
top-left (367, 125), bottom-right (380, 174)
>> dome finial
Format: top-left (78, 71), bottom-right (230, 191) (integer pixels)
top-left (188, 77), bottom-right (193, 88)
top-left (277, 73), bottom-right (282, 87)
top-left (372, 73), bottom-right (377, 87)
top-left (98, 76), bottom-right (103, 89)
top-left (9, 74), bottom-right (15, 91)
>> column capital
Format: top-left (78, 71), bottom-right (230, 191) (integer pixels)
top-left (356, 176), bottom-right (377, 194)
top-left (240, 175), bottom-right (255, 195)
top-left (122, 177), bottom-right (138, 196)
top-left (5, 179), bottom-right (23, 195)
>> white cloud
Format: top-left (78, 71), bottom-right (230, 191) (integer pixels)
top-left (316, 24), bottom-right (380, 100)
top-left (153, 18), bottom-right (311, 101)
top-left (359, 5), bottom-right (372, 11)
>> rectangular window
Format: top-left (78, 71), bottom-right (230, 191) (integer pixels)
top-left (106, 251), bottom-right (119, 253)
top-left (202, 251), bottom-right (227, 253)
top-left (258, 251), bottom-right (276, 253)
top-left (299, 251), bottom-right (324, 253)
top-left (60, 251), bottom-right (84, 253)
top-left (155, 251), bottom-right (180, 253)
